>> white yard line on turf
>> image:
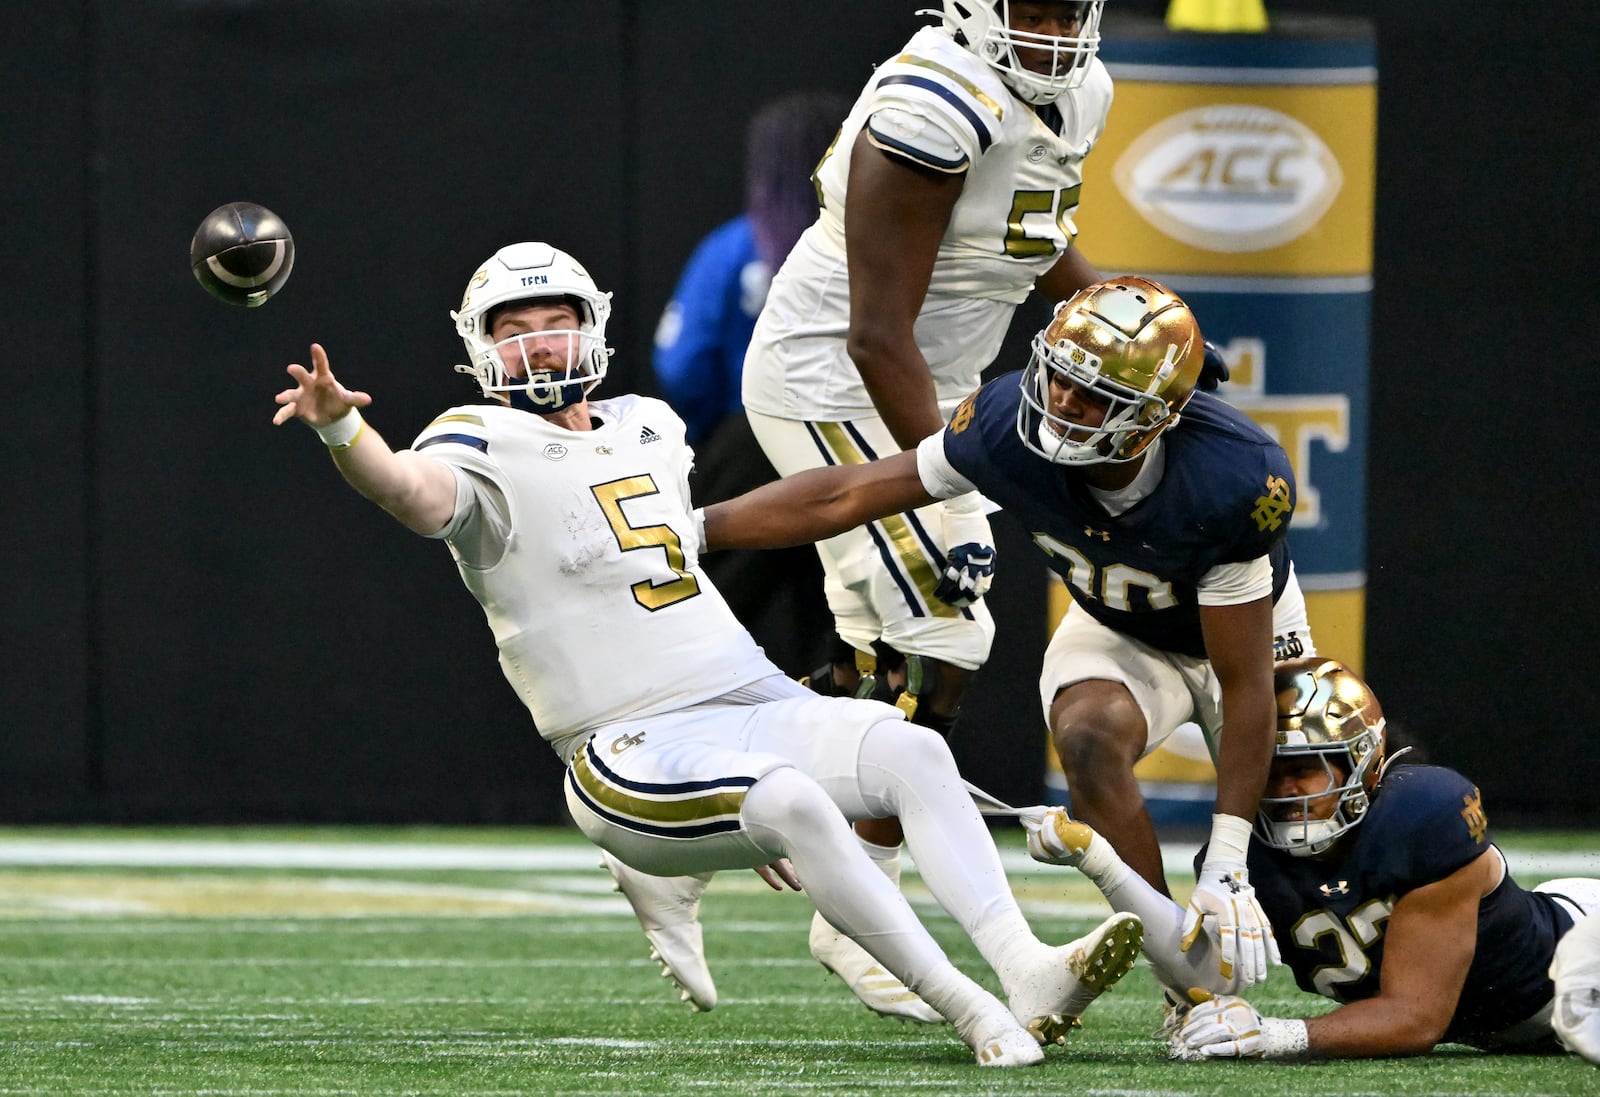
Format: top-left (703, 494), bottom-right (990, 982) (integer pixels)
top-left (0, 837), bottom-right (1594, 878)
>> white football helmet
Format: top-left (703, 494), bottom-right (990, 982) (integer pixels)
top-left (1256, 658), bottom-right (1388, 858)
top-left (1016, 275), bottom-right (1203, 466)
top-left (938, 1), bottom-right (1105, 104)
top-left (452, 242), bottom-right (613, 413)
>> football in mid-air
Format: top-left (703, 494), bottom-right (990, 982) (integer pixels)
top-left (189, 202), bottom-right (295, 307)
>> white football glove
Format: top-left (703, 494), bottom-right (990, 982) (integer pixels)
top-left (1168, 994), bottom-right (1308, 1060)
top-left (1180, 860), bottom-right (1280, 991)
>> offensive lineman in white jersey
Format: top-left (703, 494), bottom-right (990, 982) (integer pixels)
top-left (269, 241), bottom-right (1144, 1067)
top-left (739, 0), bottom-right (1135, 1020)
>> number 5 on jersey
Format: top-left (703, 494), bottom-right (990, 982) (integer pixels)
top-left (591, 476), bottom-right (702, 612)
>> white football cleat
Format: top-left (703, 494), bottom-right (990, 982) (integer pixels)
top-left (809, 911), bottom-right (944, 1024)
top-left (960, 1001), bottom-right (1046, 1067)
top-left (1007, 911), bottom-right (1144, 1044)
top-left (600, 851), bottom-right (716, 1011)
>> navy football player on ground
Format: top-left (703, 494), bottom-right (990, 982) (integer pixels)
top-left (706, 276), bottom-right (1311, 993)
top-left (1025, 657), bottom-right (1600, 1059)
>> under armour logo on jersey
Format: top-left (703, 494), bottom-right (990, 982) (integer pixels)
top-left (639, 426), bottom-right (661, 445)
top-left (1085, 526), bottom-right (1110, 541)
top-left (609, 730), bottom-right (647, 754)
top-left (1319, 880), bottom-right (1350, 897)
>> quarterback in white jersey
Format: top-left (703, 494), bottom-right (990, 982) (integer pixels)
top-left (412, 395), bottom-right (771, 766)
top-left (740, 0), bottom-right (1117, 1022)
top-left (269, 240), bottom-right (1144, 1067)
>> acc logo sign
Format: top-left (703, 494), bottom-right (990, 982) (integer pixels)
top-left (1112, 105), bottom-right (1342, 253)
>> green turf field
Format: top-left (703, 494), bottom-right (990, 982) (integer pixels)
top-left (1, 826), bottom-right (1597, 1096)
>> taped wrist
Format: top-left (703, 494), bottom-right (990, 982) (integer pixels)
top-left (1204, 812), bottom-right (1253, 866)
top-left (315, 408), bottom-right (365, 449)
top-left (1260, 1018), bottom-right (1310, 1059)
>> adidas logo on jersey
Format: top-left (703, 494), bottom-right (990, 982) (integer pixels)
top-left (639, 426), bottom-right (661, 445)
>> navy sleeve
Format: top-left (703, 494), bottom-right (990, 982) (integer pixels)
top-left (1370, 766), bottom-right (1494, 889)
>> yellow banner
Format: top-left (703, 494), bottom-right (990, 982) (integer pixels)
top-left (1078, 81), bottom-right (1376, 276)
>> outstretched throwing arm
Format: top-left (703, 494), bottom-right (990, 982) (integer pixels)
top-left (273, 342), bottom-right (458, 536)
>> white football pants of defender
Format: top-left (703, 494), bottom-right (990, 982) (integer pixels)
top-left (746, 409), bottom-right (995, 670)
top-left (1037, 564), bottom-right (1316, 760)
top-left (562, 675), bottom-right (1094, 1056)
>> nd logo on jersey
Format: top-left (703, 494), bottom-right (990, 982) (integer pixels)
top-left (1460, 788), bottom-right (1489, 844)
top-left (1252, 474), bottom-right (1292, 532)
top-left (949, 391), bottom-right (978, 434)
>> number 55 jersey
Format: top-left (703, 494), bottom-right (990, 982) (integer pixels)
top-left (742, 24), bottom-right (1114, 425)
top-left (411, 395), bottom-right (774, 764)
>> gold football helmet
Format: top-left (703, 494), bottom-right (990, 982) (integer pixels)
top-left (1256, 657), bottom-right (1389, 857)
top-left (1016, 276), bottom-right (1204, 465)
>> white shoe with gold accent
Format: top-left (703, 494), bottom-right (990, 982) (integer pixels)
top-left (809, 910), bottom-right (944, 1024)
top-left (1008, 911), bottom-right (1144, 1044)
top-left (961, 1002), bottom-right (1046, 1067)
top-left (600, 852), bottom-right (716, 1011)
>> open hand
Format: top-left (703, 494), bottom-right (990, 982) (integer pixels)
top-left (272, 343), bottom-right (372, 429)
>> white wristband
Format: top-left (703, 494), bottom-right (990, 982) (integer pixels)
top-left (941, 490), bottom-right (984, 517)
top-left (1260, 1017), bottom-right (1310, 1059)
top-left (691, 507), bottom-right (708, 552)
top-left (1205, 812), bottom-right (1253, 865)
top-left (315, 408), bottom-right (365, 449)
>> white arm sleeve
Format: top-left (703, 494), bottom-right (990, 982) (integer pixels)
top-left (916, 431), bottom-right (978, 500)
top-left (1195, 555), bottom-right (1274, 606)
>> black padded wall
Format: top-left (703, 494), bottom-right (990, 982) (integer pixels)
top-left (3, 1), bottom-right (1597, 823)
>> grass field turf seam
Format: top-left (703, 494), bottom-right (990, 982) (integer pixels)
top-left (0, 826), bottom-right (1597, 1096)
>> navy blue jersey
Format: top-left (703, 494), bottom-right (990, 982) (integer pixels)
top-left (1240, 765), bottom-right (1573, 1045)
top-left (940, 378), bottom-right (1295, 657)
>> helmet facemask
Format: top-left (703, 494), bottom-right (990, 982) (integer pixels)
top-left (1014, 276), bottom-right (1201, 466)
top-left (940, 1), bottom-right (1105, 104)
top-left (1019, 330), bottom-right (1184, 465)
top-left (461, 303), bottom-right (608, 414)
top-left (1257, 728), bottom-right (1384, 857)
top-left (1256, 658), bottom-right (1389, 858)
top-left (451, 242), bottom-right (614, 414)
